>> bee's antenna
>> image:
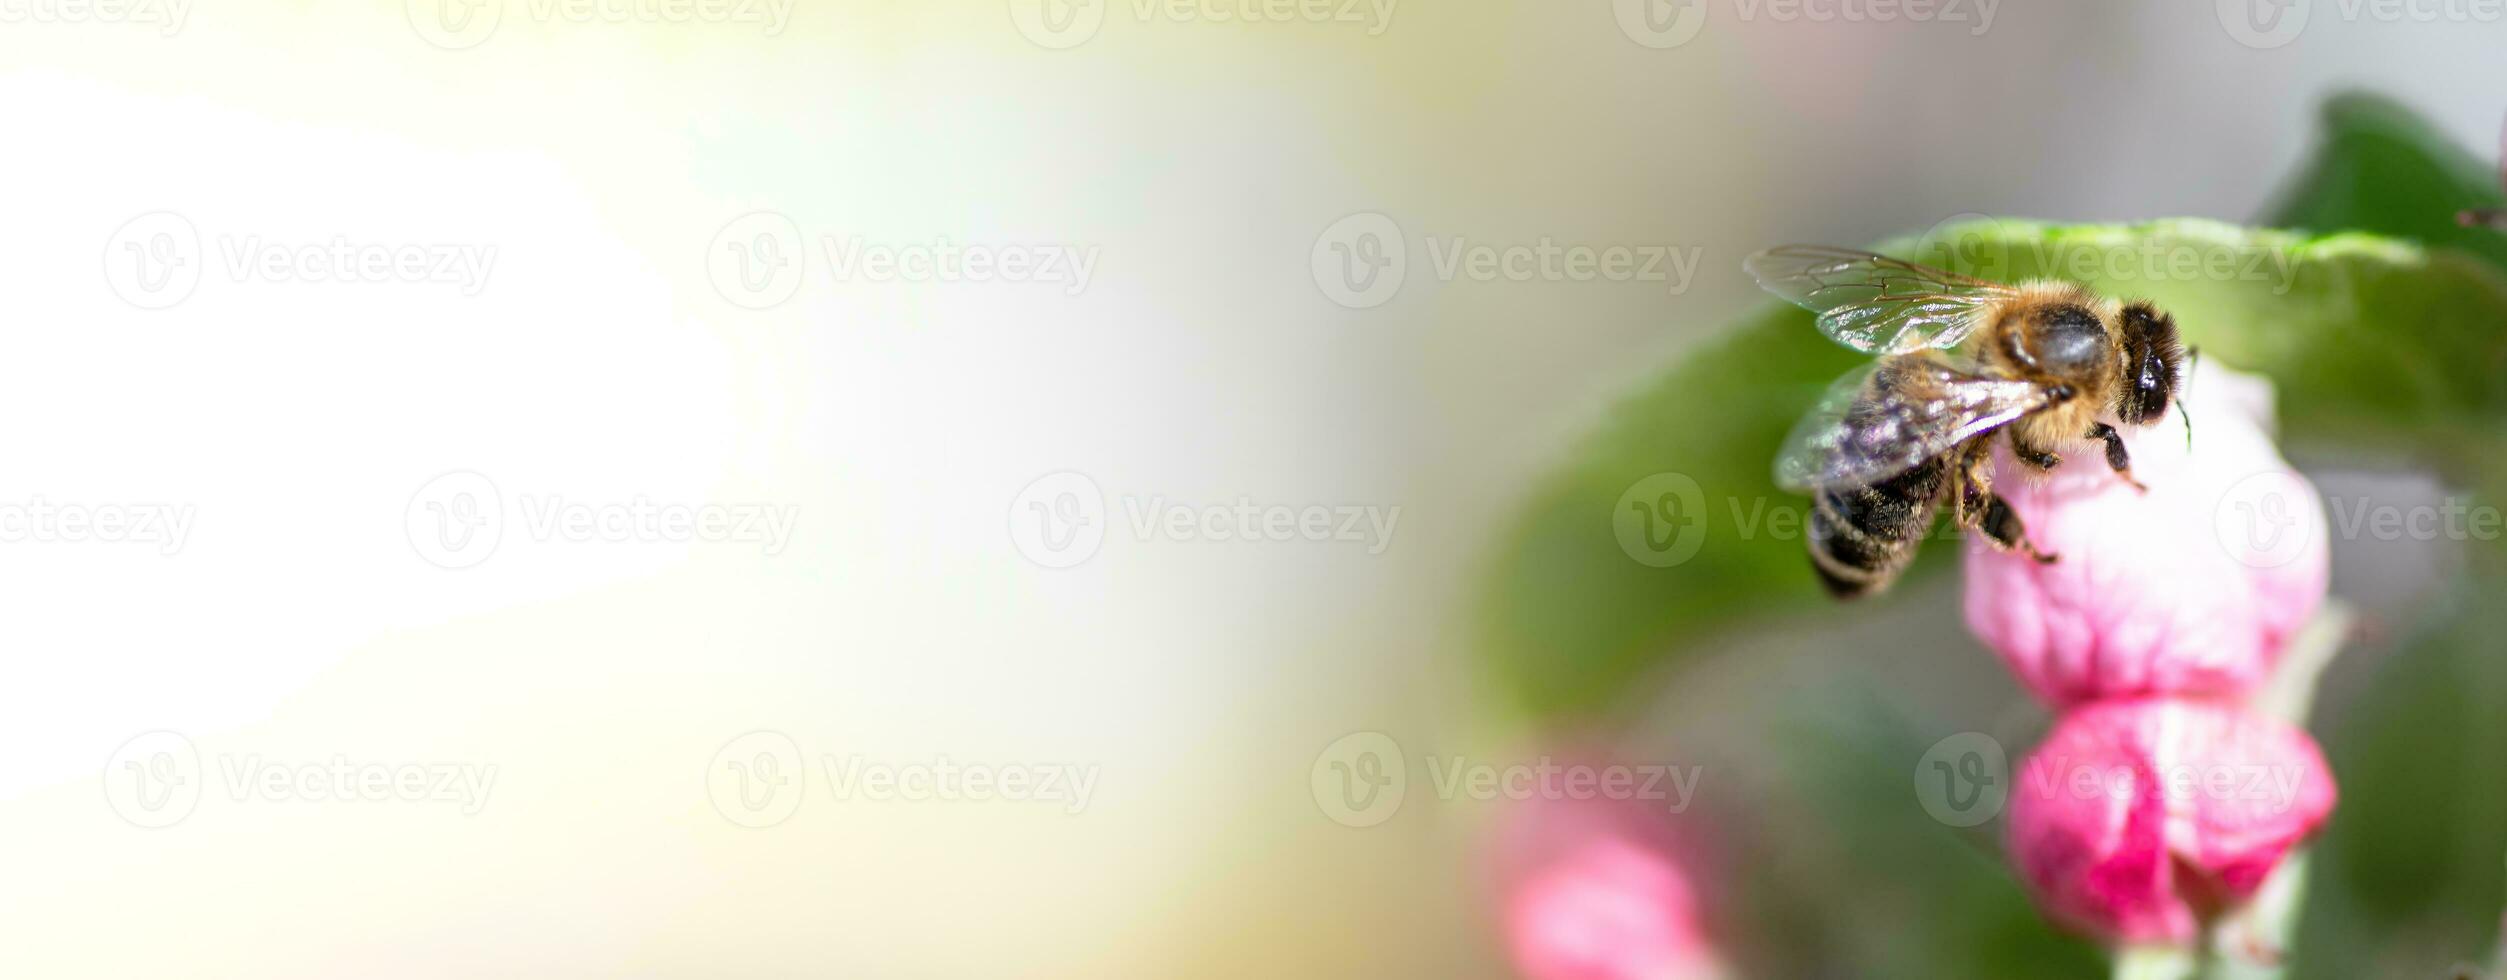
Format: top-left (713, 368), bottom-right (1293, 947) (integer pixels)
top-left (2180, 346), bottom-right (2201, 450)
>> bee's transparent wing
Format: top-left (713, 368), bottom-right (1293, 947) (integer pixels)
top-left (1745, 245), bottom-right (2016, 354)
top-left (1773, 358), bottom-right (2058, 492)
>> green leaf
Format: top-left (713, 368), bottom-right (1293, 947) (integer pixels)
top-left (2263, 92), bottom-right (2507, 272)
top-left (1476, 220), bottom-right (2507, 717)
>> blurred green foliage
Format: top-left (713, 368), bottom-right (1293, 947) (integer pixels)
top-left (1477, 92), bottom-right (2507, 976)
top-left (2260, 94), bottom-right (2507, 980)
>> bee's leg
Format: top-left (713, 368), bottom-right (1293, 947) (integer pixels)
top-left (1956, 442), bottom-right (2057, 563)
top-left (1951, 441), bottom-right (1992, 530)
top-left (2010, 436), bottom-right (2063, 473)
top-left (2086, 421), bottom-right (2148, 493)
top-left (1979, 494), bottom-right (2058, 564)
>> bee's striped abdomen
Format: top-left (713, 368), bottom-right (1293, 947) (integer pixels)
top-left (1806, 455), bottom-right (1948, 598)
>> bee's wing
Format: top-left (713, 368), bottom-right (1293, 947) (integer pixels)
top-left (1745, 245), bottom-right (2017, 354)
top-left (1773, 358), bottom-right (2058, 493)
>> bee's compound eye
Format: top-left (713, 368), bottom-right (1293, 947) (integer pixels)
top-left (2126, 350), bottom-right (2173, 424)
top-left (2134, 386), bottom-right (2171, 426)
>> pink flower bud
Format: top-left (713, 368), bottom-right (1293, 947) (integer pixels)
top-left (1963, 361), bottom-right (2330, 706)
top-left (2006, 698), bottom-right (2337, 943)
top-left (1494, 783), bottom-right (1727, 980)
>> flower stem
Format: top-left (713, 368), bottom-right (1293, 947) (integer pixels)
top-left (2255, 599), bottom-right (2355, 725)
top-left (2186, 600), bottom-right (2354, 980)
top-left (2115, 946), bottom-right (2201, 980)
top-left (2204, 853), bottom-right (2311, 980)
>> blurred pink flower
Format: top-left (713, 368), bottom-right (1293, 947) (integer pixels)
top-left (2006, 698), bottom-right (2337, 944)
top-left (1493, 777), bottom-right (1727, 980)
top-left (1964, 360), bottom-right (2330, 706)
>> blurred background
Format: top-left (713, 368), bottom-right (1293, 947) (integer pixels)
top-left (0, 1), bottom-right (2501, 977)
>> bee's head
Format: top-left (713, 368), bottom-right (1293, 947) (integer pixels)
top-left (2116, 301), bottom-right (2185, 426)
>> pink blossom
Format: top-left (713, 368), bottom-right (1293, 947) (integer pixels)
top-left (2006, 698), bottom-right (2337, 943)
top-left (1493, 782), bottom-right (1727, 980)
top-left (1963, 361), bottom-right (2330, 706)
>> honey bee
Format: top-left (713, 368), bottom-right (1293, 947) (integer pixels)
top-left (1745, 245), bottom-right (2187, 598)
